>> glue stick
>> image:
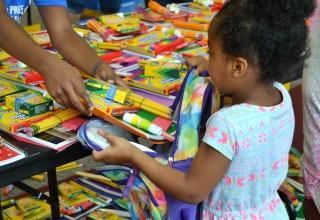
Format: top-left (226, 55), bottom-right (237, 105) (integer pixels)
top-left (123, 113), bottom-right (162, 136)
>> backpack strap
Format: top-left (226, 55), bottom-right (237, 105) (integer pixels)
top-left (170, 68), bottom-right (213, 161)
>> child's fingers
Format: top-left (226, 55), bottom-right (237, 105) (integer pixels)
top-left (92, 150), bottom-right (106, 162)
top-left (97, 128), bottom-right (109, 138)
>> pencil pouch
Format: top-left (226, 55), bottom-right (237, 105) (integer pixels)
top-left (77, 118), bottom-right (110, 151)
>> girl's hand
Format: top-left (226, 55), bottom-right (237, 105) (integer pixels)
top-left (92, 129), bottom-right (138, 164)
top-left (185, 56), bottom-right (209, 75)
top-left (94, 62), bottom-right (130, 90)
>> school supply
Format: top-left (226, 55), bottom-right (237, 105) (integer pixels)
top-left (1, 199), bottom-right (15, 208)
top-left (83, 75), bottom-right (172, 118)
top-left (171, 20), bottom-right (210, 31)
top-left (124, 73), bottom-right (183, 96)
top-left (86, 209), bottom-right (126, 220)
top-left (0, 50), bottom-right (10, 62)
top-left (144, 60), bottom-right (186, 78)
top-left (189, 11), bottom-right (217, 23)
top-left (124, 30), bottom-right (186, 57)
top-left (181, 46), bottom-right (209, 59)
top-left (29, 30), bottom-right (52, 48)
top-left (148, 0), bottom-right (172, 15)
top-left (123, 113), bottom-right (174, 141)
top-left (13, 126), bottom-right (78, 151)
top-left (288, 147), bottom-right (301, 177)
top-left (0, 79), bottom-right (27, 102)
top-left (0, 107), bottom-right (55, 134)
top-left (30, 174), bottom-right (45, 181)
top-left (88, 91), bottom-right (140, 117)
top-left (87, 18), bottom-right (110, 40)
top-left (155, 25), bottom-right (207, 40)
top-left (132, 7), bottom-right (165, 22)
top-left (2, 184), bottom-right (14, 196)
top-left (26, 109), bottom-right (82, 136)
top-left (99, 15), bottom-right (141, 34)
top-left (0, 67), bottom-right (44, 85)
top-left (58, 181), bottom-right (109, 220)
top-left (5, 90), bottom-right (54, 116)
top-left (148, 0), bottom-right (189, 20)
top-left (95, 68), bottom-right (214, 219)
top-left (2, 196), bottom-right (51, 220)
top-left (0, 138), bottom-right (26, 166)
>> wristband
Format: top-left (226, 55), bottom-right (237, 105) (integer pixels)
top-left (91, 61), bottom-right (105, 75)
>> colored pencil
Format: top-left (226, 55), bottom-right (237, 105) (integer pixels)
top-left (148, 0), bottom-right (172, 15)
top-left (171, 20), bottom-right (209, 32)
top-left (87, 19), bottom-right (109, 40)
top-left (29, 109), bottom-right (82, 135)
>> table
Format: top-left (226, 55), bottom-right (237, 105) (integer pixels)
top-left (0, 132), bottom-right (91, 220)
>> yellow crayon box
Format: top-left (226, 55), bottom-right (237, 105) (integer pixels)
top-left (5, 91), bottom-right (54, 116)
top-left (89, 92), bottom-right (140, 116)
top-left (124, 73), bottom-right (183, 96)
top-left (0, 79), bottom-right (27, 102)
top-left (144, 61), bottom-right (187, 78)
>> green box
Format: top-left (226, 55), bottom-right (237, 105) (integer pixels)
top-left (5, 91), bottom-right (54, 116)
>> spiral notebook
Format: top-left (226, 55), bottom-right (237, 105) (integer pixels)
top-left (0, 139), bottom-right (27, 166)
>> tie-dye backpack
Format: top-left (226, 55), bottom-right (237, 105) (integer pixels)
top-left (98, 68), bottom-right (214, 220)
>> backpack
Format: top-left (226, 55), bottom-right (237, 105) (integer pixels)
top-left (93, 68), bottom-right (214, 220)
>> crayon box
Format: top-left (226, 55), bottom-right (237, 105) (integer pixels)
top-left (5, 91), bottom-right (54, 116)
top-left (124, 73), bottom-right (183, 95)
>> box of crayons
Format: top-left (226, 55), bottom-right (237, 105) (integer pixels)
top-left (124, 73), bottom-right (183, 96)
top-left (124, 31), bottom-right (186, 57)
top-left (5, 91), bottom-right (54, 116)
top-left (144, 61), bottom-right (187, 78)
top-left (0, 80), bottom-right (27, 102)
top-left (89, 92), bottom-right (140, 116)
top-left (0, 108), bottom-right (54, 133)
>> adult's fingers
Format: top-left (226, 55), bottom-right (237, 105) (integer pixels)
top-left (67, 81), bottom-right (92, 116)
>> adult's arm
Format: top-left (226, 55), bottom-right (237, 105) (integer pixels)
top-left (0, 1), bottom-right (92, 115)
top-left (38, 5), bottom-right (129, 88)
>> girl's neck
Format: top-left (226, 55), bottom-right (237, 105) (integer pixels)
top-left (232, 83), bottom-right (282, 107)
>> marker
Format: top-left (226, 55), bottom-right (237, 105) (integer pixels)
top-left (1, 199), bottom-right (15, 208)
top-left (2, 184), bottom-right (14, 196)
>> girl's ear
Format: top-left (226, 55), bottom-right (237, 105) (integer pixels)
top-left (232, 57), bottom-right (248, 78)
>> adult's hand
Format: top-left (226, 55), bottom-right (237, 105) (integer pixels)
top-left (42, 56), bottom-right (93, 116)
top-left (94, 62), bottom-right (130, 90)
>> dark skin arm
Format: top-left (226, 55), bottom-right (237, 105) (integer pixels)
top-left (92, 129), bottom-right (230, 203)
top-left (0, 3), bottom-right (128, 115)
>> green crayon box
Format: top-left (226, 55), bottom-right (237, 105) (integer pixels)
top-left (5, 90), bottom-right (54, 116)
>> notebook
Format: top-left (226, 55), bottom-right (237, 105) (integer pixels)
top-left (0, 138), bottom-right (27, 166)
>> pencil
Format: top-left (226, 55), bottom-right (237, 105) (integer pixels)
top-left (96, 42), bottom-right (122, 48)
top-left (129, 94), bottom-right (172, 114)
top-left (133, 102), bottom-right (171, 118)
top-left (1, 199), bottom-right (15, 208)
top-left (75, 171), bottom-right (120, 189)
top-left (56, 164), bottom-right (83, 172)
top-left (69, 181), bottom-right (98, 197)
top-left (148, 0), bottom-right (172, 15)
top-left (171, 20), bottom-right (209, 32)
top-left (80, 72), bottom-right (173, 116)
top-left (57, 162), bottom-right (78, 169)
top-left (155, 25), bottom-right (205, 39)
top-left (29, 109), bottom-right (82, 135)
top-left (87, 18), bottom-right (109, 40)
top-left (30, 174), bottom-right (45, 181)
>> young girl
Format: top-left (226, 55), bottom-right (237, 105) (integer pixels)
top-left (92, 0), bottom-right (315, 219)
